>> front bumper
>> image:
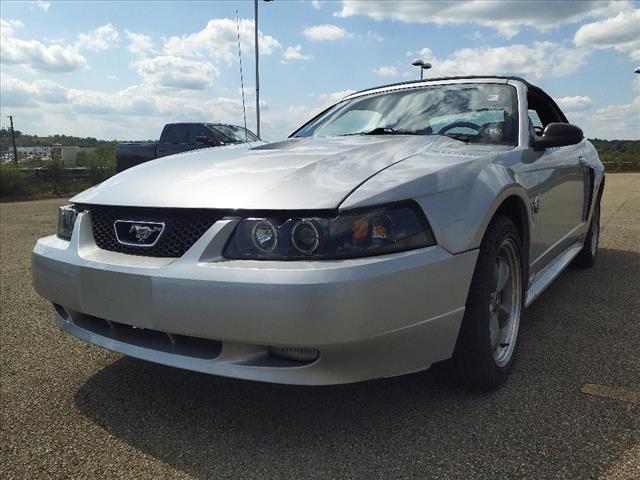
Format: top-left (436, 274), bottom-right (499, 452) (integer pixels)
top-left (32, 212), bottom-right (478, 385)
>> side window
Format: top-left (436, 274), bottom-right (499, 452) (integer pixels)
top-left (528, 110), bottom-right (543, 129)
top-left (528, 91), bottom-right (563, 134)
top-left (163, 125), bottom-right (190, 144)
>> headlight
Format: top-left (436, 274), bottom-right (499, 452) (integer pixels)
top-left (224, 202), bottom-right (436, 260)
top-left (57, 205), bottom-right (78, 241)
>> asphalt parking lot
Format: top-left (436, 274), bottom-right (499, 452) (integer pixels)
top-left (1, 173), bottom-right (639, 479)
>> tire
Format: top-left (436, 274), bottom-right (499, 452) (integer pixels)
top-left (451, 215), bottom-right (524, 390)
top-left (573, 201), bottom-right (600, 269)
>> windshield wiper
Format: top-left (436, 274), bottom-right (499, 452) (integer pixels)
top-left (439, 133), bottom-right (471, 143)
top-left (363, 127), bottom-right (428, 135)
top-left (437, 133), bottom-right (504, 145)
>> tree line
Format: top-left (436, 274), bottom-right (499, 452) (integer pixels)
top-left (0, 129), bottom-right (153, 150)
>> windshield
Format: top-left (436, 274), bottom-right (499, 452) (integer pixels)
top-left (293, 84), bottom-right (519, 145)
top-left (209, 124), bottom-right (260, 143)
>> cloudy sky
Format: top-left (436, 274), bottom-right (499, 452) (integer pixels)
top-left (1, 0), bottom-right (639, 141)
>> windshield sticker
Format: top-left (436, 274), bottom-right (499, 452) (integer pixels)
top-left (487, 94), bottom-right (500, 102)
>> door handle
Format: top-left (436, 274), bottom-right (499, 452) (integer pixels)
top-left (578, 155), bottom-right (588, 167)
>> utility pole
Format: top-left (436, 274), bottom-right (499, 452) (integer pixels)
top-left (254, 0), bottom-right (261, 139)
top-left (7, 115), bottom-right (18, 165)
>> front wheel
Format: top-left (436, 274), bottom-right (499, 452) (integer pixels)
top-left (451, 215), bottom-right (524, 390)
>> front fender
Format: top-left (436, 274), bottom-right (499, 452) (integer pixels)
top-left (340, 148), bottom-right (533, 255)
top-left (417, 163), bottom-right (533, 254)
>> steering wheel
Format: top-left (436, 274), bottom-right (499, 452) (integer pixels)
top-left (438, 121), bottom-right (482, 134)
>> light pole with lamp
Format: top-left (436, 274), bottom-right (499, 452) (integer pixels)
top-left (411, 59), bottom-right (432, 80)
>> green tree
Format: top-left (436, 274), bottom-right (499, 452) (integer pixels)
top-left (45, 158), bottom-right (66, 195)
top-left (0, 164), bottom-right (30, 198)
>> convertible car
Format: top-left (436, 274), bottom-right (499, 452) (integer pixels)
top-left (32, 76), bottom-right (604, 389)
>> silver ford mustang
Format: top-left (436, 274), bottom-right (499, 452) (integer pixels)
top-left (32, 76), bottom-right (604, 389)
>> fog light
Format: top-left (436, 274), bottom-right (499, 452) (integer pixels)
top-left (269, 346), bottom-right (319, 362)
top-left (57, 205), bottom-right (78, 241)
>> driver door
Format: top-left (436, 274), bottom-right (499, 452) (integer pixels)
top-left (528, 102), bottom-right (585, 272)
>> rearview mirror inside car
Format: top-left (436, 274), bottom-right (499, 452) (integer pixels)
top-left (532, 123), bottom-right (583, 150)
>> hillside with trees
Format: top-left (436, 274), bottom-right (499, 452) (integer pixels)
top-left (0, 128), bottom-right (153, 150)
top-left (589, 139), bottom-right (640, 170)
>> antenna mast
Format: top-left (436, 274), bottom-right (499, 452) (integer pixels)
top-left (236, 11), bottom-right (248, 142)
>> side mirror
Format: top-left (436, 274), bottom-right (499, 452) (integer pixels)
top-left (195, 135), bottom-right (208, 145)
top-left (532, 123), bottom-right (583, 150)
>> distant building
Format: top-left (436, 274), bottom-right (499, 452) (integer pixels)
top-left (51, 145), bottom-right (94, 162)
top-left (16, 146), bottom-right (53, 156)
top-left (8, 145), bottom-right (95, 162)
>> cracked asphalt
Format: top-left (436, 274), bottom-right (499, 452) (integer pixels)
top-left (1, 173), bottom-right (639, 479)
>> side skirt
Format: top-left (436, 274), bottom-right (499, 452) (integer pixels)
top-left (525, 242), bottom-right (584, 307)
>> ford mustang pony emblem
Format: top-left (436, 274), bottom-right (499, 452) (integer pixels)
top-left (113, 220), bottom-right (165, 247)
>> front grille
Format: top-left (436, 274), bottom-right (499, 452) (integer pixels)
top-left (73, 314), bottom-right (222, 360)
top-left (84, 205), bottom-right (222, 257)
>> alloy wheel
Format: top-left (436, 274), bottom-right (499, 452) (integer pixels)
top-left (488, 237), bottom-right (522, 367)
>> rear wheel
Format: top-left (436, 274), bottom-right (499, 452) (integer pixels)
top-left (451, 215), bottom-right (524, 390)
top-left (573, 201), bottom-right (600, 269)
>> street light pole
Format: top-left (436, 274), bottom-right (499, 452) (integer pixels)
top-left (254, 0), bottom-right (261, 139)
top-left (411, 59), bottom-right (432, 80)
top-left (7, 115), bottom-right (18, 165)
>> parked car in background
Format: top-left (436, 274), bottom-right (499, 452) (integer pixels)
top-left (33, 76), bottom-right (604, 390)
top-left (116, 123), bottom-right (260, 172)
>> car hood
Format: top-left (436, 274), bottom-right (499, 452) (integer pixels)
top-left (73, 136), bottom-right (492, 210)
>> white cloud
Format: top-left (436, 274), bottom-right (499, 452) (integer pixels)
top-left (419, 42), bottom-right (588, 79)
top-left (133, 55), bottom-right (219, 90)
top-left (317, 89), bottom-right (356, 105)
top-left (283, 45), bottom-right (313, 61)
top-left (574, 9), bottom-right (640, 60)
top-left (35, 1), bottom-right (50, 12)
top-left (556, 96), bottom-right (593, 112)
top-left (66, 86), bottom-right (159, 116)
top-left (335, 0), bottom-right (629, 38)
top-left (1, 19), bottom-right (87, 72)
top-left (310, 0), bottom-right (325, 9)
top-left (373, 65), bottom-right (399, 77)
top-left (163, 19), bottom-right (280, 64)
top-left (0, 72), bottom-right (260, 140)
top-left (1, 18), bottom-right (25, 38)
top-left (570, 97), bottom-right (640, 139)
top-left (261, 89), bottom-right (356, 140)
top-left (303, 24), bottom-right (348, 41)
top-left (1, 74), bottom-right (69, 107)
top-left (125, 30), bottom-right (155, 56)
top-left (76, 23), bottom-right (119, 51)
top-left (1, 74), bottom-right (50, 107)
